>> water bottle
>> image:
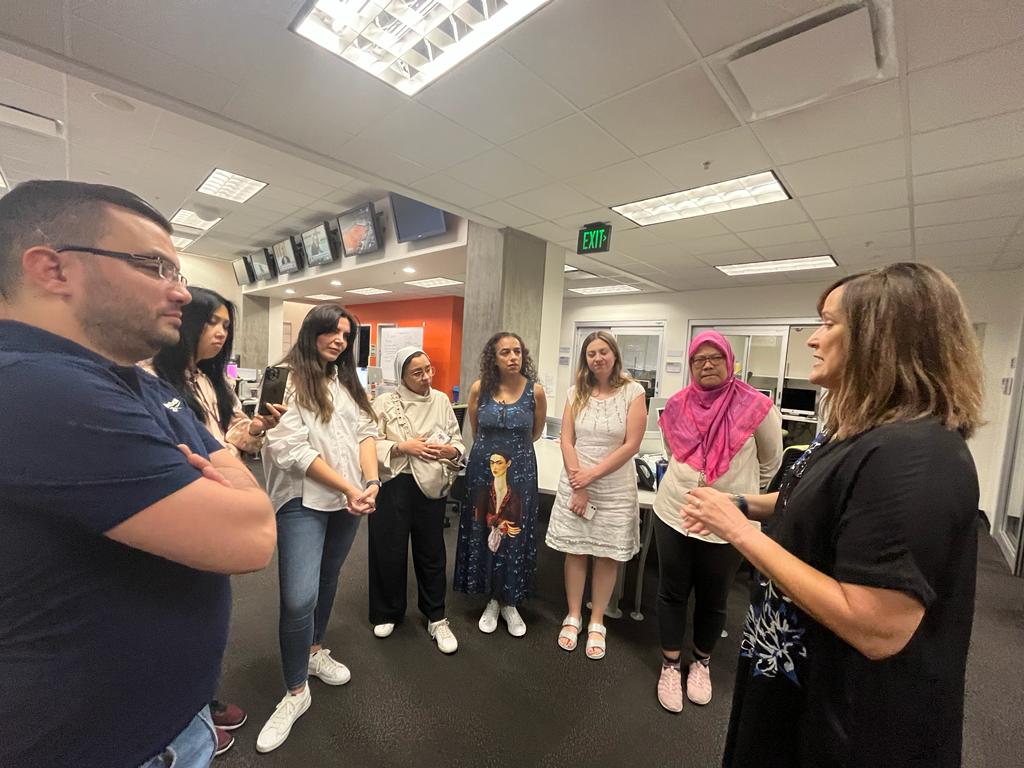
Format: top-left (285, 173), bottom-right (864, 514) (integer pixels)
top-left (655, 458), bottom-right (668, 489)
top-left (452, 385), bottom-right (460, 403)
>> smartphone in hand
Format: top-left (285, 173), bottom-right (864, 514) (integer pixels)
top-left (582, 502), bottom-right (597, 521)
top-left (257, 366), bottom-right (289, 416)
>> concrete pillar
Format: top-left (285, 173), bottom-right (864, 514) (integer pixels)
top-left (536, 242), bottom-right (567, 404)
top-left (238, 295), bottom-right (284, 369)
top-left (460, 223), bottom-right (549, 394)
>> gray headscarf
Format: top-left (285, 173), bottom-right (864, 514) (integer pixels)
top-left (394, 346), bottom-right (426, 386)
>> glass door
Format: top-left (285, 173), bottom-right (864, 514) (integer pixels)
top-left (996, 393), bottom-right (1024, 573)
top-left (573, 322), bottom-right (665, 398)
top-left (689, 324), bottom-right (789, 401)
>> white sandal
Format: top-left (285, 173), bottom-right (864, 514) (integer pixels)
top-left (558, 615), bottom-right (583, 652)
top-left (586, 623), bottom-right (607, 660)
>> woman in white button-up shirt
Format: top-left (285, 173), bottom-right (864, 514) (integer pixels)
top-left (255, 304), bottom-right (379, 755)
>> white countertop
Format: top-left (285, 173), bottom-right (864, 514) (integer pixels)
top-left (534, 437), bottom-right (657, 509)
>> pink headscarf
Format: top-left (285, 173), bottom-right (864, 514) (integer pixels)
top-left (659, 331), bottom-right (773, 485)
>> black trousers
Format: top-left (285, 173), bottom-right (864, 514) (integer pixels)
top-left (368, 473), bottom-right (448, 624)
top-left (654, 516), bottom-right (743, 656)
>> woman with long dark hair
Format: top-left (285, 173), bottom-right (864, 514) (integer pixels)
top-left (454, 331), bottom-right (547, 636)
top-left (148, 286), bottom-right (284, 756)
top-left (150, 286), bottom-right (282, 457)
top-left (684, 264), bottom-right (983, 767)
top-left (255, 304), bottom-right (379, 755)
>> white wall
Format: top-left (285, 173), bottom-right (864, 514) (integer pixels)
top-left (557, 268), bottom-right (1024, 514)
top-left (178, 252), bottom-right (240, 307)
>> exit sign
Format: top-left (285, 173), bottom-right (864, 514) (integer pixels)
top-left (577, 222), bottom-right (612, 255)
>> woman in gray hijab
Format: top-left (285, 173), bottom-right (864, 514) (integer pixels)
top-left (370, 346), bottom-right (465, 653)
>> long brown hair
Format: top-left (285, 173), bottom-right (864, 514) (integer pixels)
top-left (282, 304), bottom-right (373, 422)
top-left (571, 331), bottom-right (633, 419)
top-left (820, 263), bottom-right (983, 440)
top-left (478, 331), bottom-right (536, 399)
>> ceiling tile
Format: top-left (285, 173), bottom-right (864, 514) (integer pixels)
top-left (913, 156), bottom-right (1024, 203)
top-left (779, 139), bottom-right (905, 196)
top-left (567, 159), bottom-right (676, 206)
top-left (752, 81), bottom-right (902, 165)
top-left (506, 183), bottom-right (600, 219)
top-left (613, 226), bottom-right (670, 253)
top-left (663, 0), bottom-right (831, 56)
top-left (833, 246), bottom-right (914, 267)
top-left (0, 1), bottom-right (65, 54)
top-left (826, 230), bottom-right (912, 256)
top-left (521, 221), bottom-right (577, 243)
top-left (354, 102), bottom-right (492, 173)
top-left (504, 113), bottom-right (633, 180)
top-left (713, 199), bottom-right (809, 232)
top-left (909, 38), bottom-right (1024, 132)
top-left (911, 109), bottom-right (1024, 176)
top-left (471, 201), bottom-right (543, 229)
top-left (814, 208), bottom-right (911, 239)
top-left (552, 208), bottom-right (637, 232)
top-left (916, 218), bottom-right (1018, 245)
top-left (800, 179), bottom-right (909, 219)
top-left (626, 244), bottom-right (705, 269)
top-left (645, 127), bottom-right (773, 189)
top-left (644, 216), bottom-right (730, 242)
top-left (684, 233), bottom-right (751, 254)
top-left (585, 64), bottom-right (738, 155)
top-left (446, 148), bottom-right (551, 198)
top-left (905, 0), bottom-right (1024, 71)
top-left (695, 249), bottom-right (763, 266)
top-left (501, 0), bottom-right (697, 108)
top-left (334, 136), bottom-right (432, 186)
top-left (918, 253), bottom-right (999, 272)
top-left (738, 222), bottom-right (822, 248)
top-left (655, 265), bottom-right (740, 291)
top-left (914, 193), bottom-right (1024, 227)
top-left (755, 240), bottom-right (833, 260)
top-left (410, 174), bottom-right (496, 210)
top-left (417, 47), bottom-right (574, 144)
top-left (992, 251), bottom-right (1024, 269)
top-left (916, 237), bottom-right (1009, 260)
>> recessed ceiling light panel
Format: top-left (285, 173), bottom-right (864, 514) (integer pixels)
top-left (568, 284), bottom-right (641, 295)
top-left (405, 277), bottom-right (463, 288)
top-left (307, 293), bottom-right (344, 300)
top-left (612, 171), bottom-right (790, 227)
top-left (197, 168), bottom-right (267, 203)
top-left (564, 264), bottom-right (579, 272)
top-left (170, 208), bottom-right (222, 231)
top-left (294, 0), bottom-right (553, 96)
top-left (170, 235), bottom-right (195, 249)
top-left (347, 287), bottom-right (392, 295)
top-left (716, 254), bottom-right (837, 276)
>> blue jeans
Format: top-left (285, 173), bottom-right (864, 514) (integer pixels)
top-left (277, 497), bottom-right (361, 690)
top-left (137, 706), bottom-right (216, 768)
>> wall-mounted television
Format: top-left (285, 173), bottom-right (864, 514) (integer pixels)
top-left (232, 257), bottom-right (254, 286)
top-left (272, 236), bottom-right (303, 275)
top-left (337, 202), bottom-right (382, 257)
top-left (389, 192), bottom-right (447, 243)
top-left (245, 248), bottom-right (275, 281)
top-left (301, 222), bottom-right (338, 267)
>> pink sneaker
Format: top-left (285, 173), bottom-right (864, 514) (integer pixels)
top-left (687, 660), bottom-right (713, 705)
top-left (657, 664), bottom-right (683, 713)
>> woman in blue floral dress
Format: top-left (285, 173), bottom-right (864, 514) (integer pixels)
top-left (454, 331), bottom-right (547, 637)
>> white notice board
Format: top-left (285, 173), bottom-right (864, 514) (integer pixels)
top-left (379, 326), bottom-right (425, 382)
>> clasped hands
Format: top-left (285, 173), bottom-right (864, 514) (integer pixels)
top-left (398, 436), bottom-right (456, 461)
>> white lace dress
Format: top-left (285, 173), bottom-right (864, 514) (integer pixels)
top-left (545, 382), bottom-right (644, 562)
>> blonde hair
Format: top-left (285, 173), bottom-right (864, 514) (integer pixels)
top-left (571, 331), bottom-right (633, 419)
top-left (821, 263), bottom-right (983, 440)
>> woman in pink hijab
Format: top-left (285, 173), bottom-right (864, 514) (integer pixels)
top-left (653, 331), bottom-right (782, 714)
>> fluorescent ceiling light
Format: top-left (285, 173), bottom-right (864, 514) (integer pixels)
top-left (170, 235), bottom-right (195, 249)
top-left (612, 171), bottom-right (790, 227)
top-left (170, 208), bottom-right (222, 231)
top-left (405, 277), bottom-right (463, 288)
top-left (568, 284), bottom-right (641, 295)
top-left (403, 266), bottom-right (416, 273)
top-left (197, 168), bottom-right (267, 203)
top-left (330, 280), bottom-right (343, 286)
top-left (285, 289), bottom-right (296, 294)
top-left (347, 287), bottom-right (392, 295)
top-left (307, 293), bottom-right (343, 300)
top-left (716, 254), bottom-right (837, 276)
top-left (294, 0), bottom-right (552, 96)
top-left (564, 264), bottom-right (578, 272)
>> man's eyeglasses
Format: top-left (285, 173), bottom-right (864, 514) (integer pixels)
top-left (691, 354), bottom-right (726, 366)
top-left (55, 245), bottom-right (188, 287)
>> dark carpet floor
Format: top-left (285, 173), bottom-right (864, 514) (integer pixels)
top-left (216, 464), bottom-right (1023, 767)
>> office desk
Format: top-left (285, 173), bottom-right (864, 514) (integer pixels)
top-left (534, 439), bottom-right (659, 621)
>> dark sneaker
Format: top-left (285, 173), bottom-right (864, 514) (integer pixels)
top-left (214, 727), bottom-right (235, 757)
top-left (210, 700), bottom-right (247, 730)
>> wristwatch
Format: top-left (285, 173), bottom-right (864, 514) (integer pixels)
top-left (364, 479), bottom-right (382, 489)
top-left (732, 494), bottom-right (749, 516)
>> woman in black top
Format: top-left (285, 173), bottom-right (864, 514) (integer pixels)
top-left (682, 263), bottom-right (983, 768)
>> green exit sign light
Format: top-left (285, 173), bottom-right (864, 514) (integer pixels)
top-left (577, 222), bottom-right (612, 255)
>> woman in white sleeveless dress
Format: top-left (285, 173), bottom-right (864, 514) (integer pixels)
top-left (546, 331), bottom-right (647, 659)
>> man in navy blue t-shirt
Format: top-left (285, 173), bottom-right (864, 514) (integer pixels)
top-left (0, 181), bottom-right (276, 768)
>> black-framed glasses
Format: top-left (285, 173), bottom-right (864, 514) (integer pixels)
top-left (55, 245), bottom-right (188, 287)
top-left (691, 354), bottom-right (726, 367)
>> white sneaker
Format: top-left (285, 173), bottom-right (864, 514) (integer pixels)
top-left (307, 648), bottom-right (351, 686)
top-left (478, 599), bottom-right (500, 633)
top-left (373, 623), bottom-right (395, 638)
top-left (256, 687), bottom-right (311, 753)
top-left (428, 618), bottom-right (459, 654)
top-left (500, 605), bottom-right (527, 637)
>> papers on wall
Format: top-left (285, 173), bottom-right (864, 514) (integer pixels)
top-left (379, 326), bottom-right (425, 383)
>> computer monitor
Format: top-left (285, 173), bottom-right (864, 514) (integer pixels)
top-left (337, 202), bottom-right (382, 257)
top-left (301, 223), bottom-right (338, 267)
top-left (780, 387), bottom-right (817, 415)
top-left (245, 248), bottom-right (275, 281)
top-left (235, 367), bottom-right (259, 382)
top-left (357, 367), bottom-right (369, 389)
top-left (757, 387), bottom-right (774, 400)
top-left (272, 237), bottom-right (302, 275)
